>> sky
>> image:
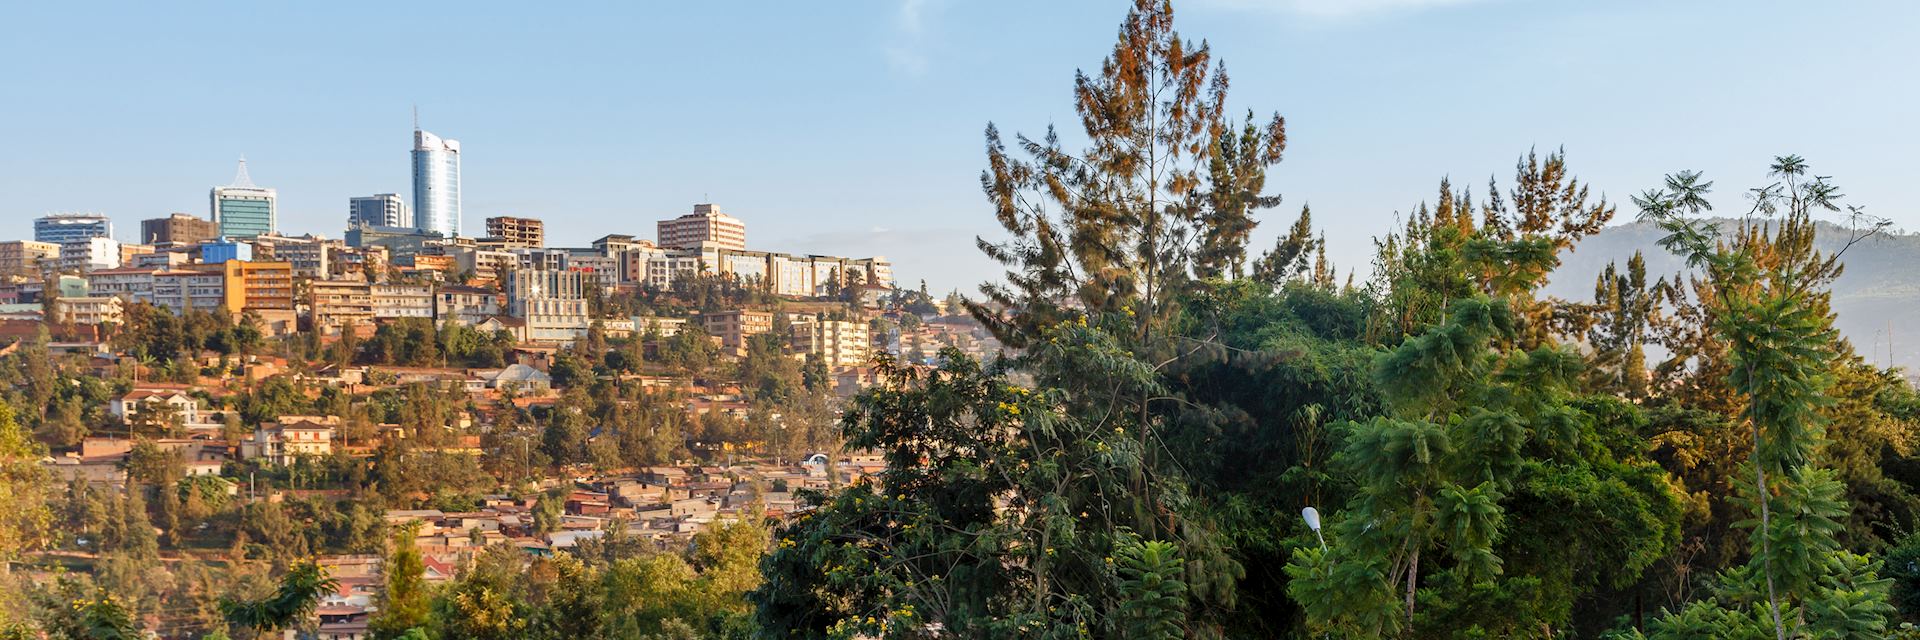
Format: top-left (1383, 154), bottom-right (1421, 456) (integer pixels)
top-left (2, 0), bottom-right (1915, 294)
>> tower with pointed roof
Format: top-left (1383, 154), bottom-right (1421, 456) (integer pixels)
top-left (210, 157), bottom-right (277, 239)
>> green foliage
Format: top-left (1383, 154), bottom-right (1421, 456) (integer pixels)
top-left (371, 525), bottom-right (431, 639)
top-left (218, 560), bottom-right (337, 634)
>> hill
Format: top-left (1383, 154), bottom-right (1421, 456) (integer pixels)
top-left (1545, 219), bottom-right (1920, 371)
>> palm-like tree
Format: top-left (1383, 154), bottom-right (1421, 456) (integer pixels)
top-left (219, 560), bottom-right (338, 634)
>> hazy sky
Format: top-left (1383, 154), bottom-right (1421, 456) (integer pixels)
top-left (2, 1), bottom-right (1914, 293)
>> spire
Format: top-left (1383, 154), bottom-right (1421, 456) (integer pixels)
top-left (229, 156), bottom-right (256, 188)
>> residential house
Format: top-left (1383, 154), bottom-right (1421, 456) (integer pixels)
top-left (243, 416), bottom-right (341, 465)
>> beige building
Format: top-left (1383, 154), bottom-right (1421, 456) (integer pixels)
top-left (152, 269), bottom-right (227, 314)
top-left (253, 233), bottom-right (343, 278)
top-left (372, 283), bottom-right (435, 320)
top-left (243, 416), bottom-right (341, 466)
top-left (657, 203), bottom-right (746, 251)
top-left (87, 267), bottom-right (159, 304)
top-left (789, 316), bottom-right (872, 368)
top-left (505, 269), bottom-right (591, 342)
top-left (52, 296), bottom-right (125, 326)
top-left (699, 310), bottom-right (773, 355)
top-left (0, 240), bottom-right (60, 280)
top-left (484, 216), bottom-right (545, 248)
top-left (310, 280), bottom-right (374, 335)
top-left (435, 284), bottom-right (503, 326)
top-left (140, 213), bottom-right (218, 246)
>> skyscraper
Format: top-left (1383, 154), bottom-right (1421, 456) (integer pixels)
top-left (210, 158), bottom-right (276, 238)
top-left (349, 193), bottom-right (412, 228)
top-left (34, 213), bottom-right (113, 244)
top-left (412, 129), bottom-right (461, 237)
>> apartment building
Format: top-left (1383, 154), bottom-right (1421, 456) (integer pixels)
top-left (139, 213), bottom-right (218, 246)
top-left (371, 283), bottom-right (434, 320)
top-left (309, 280), bottom-right (374, 335)
top-left (60, 237), bottom-right (122, 273)
top-left (484, 216), bottom-right (545, 248)
top-left (505, 269), bottom-right (591, 342)
top-left (52, 296), bottom-right (125, 326)
top-left (698, 309), bottom-right (773, 355)
top-left (86, 267), bottom-right (159, 304)
top-left (152, 270), bottom-right (227, 315)
top-left (253, 233), bottom-right (341, 278)
top-left (449, 247), bottom-right (517, 285)
top-left (0, 240), bottom-right (59, 279)
top-left (435, 285), bottom-right (503, 326)
top-left (789, 316), bottom-right (872, 368)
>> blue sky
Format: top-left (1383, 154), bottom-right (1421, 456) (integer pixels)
top-left (2, 1), bottom-right (1914, 293)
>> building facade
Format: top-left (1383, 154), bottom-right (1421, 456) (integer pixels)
top-left (60, 237), bottom-right (122, 273)
top-left (34, 214), bottom-right (113, 245)
top-left (253, 234), bottom-right (341, 278)
top-left (504, 269), bottom-right (590, 342)
top-left (309, 280), bottom-right (373, 335)
top-left (140, 213), bottom-right (218, 246)
top-left (435, 285), bottom-right (503, 326)
top-left (86, 267), bottom-right (159, 304)
top-left (789, 316), bottom-right (872, 368)
top-left (152, 269), bottom-right (227, 314)
top-left (484, 216), bottom-right (544, 248)
top-left (698, 310), bottom-right (773, 355)
top-left (412, 129), bottom-right (462, 237)
top-left (656, 204), bottom-right (746, 250)
top-left (349, 193), bottom-right (412, 229)
top-left (52, 296), bottom-right (125, 326)
top-left (211, 159), bottom-right (276, 238)
top-left (0, 241), bottom-right (59, 279)
top-left (243, 416), bottom-right (340, 466)
top-left (370, 283), bottom-right (435, 320)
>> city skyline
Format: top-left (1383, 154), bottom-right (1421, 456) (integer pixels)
top-left (3, 1), bottom-right (1915, 295)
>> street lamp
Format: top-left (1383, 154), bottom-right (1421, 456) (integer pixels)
top-left (1302, 506), bottom-right (1326, 550)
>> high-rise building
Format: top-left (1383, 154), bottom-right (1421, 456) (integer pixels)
top-left (140, 213), bottom-right (218, 245)
top-left (210, 158), bottom-right (276, 238)
top-left (412, 129), bottom-right (461, 237)
top-left (656, 204), bottom-right (746, 250)
top-left (34, 214), bottom-right (113, 245)
top-left (349, 193), bottom-right (411, 229)
top-left (484, 216), bottom-right (544, 248)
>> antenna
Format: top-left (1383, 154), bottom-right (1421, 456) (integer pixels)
top-left (230, 156), bottom-right (255, 188)
top-left (413, 104), bottom-right (419, 130)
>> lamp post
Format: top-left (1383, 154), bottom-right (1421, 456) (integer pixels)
top-left (1302, 506), bottom-right (1326, 550)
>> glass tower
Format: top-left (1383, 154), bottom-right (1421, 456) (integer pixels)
top-left (412, 129), bottom-right (461, 237)
top-left (210, 158), bottom-right (275, 239)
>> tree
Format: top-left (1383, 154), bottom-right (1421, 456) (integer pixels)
top-left (219, 560), bottom-right (337, 635)
top-left (972, 0), bottom-right (1290, 348)
top-left (370, 524), bottom-right (431, 639)
top-left (0, 398), bottom-right (55, 570)
top-left (1635, 156), bottom-right (1893, 639)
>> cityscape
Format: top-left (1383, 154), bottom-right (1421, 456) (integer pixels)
top-left (3, 1), bottom-right (1919, 640)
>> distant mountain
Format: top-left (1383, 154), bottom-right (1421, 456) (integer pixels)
top-left (1543, 220), bottom-right (1920, 372)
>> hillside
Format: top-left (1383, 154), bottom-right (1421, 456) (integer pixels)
top-left (1545, 219), bottom-right (1920, 371)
